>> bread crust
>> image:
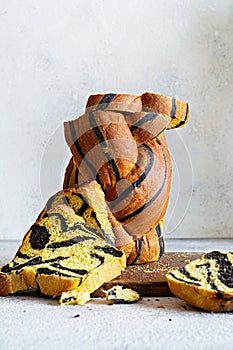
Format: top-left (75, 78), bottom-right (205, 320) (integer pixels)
top-left (118, 222), bottom-right (164, 265)
top-left (86, 93), bottom-right (142, 113)
top-left (141, 92), bottom-right (190, 129)
top-left (63, 136), bottom-right (171, 240)
top-left (167, 277), bottom-right (233, 312)
top-left (64, 111), bottom-right (138, 196)
top-left (125, 111), bottom-right (170, 144)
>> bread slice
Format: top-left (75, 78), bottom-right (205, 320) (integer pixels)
top-left (0, 205), bottom-right (126, 304)
top-left (166, 251), bottom-right (233, 312)
top-left (38, 181), bottom-right (115, 246)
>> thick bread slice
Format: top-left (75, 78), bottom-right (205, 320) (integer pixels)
top-left (166, 251), bottom-right (233, 312)
top-left (0, 205), bottom-right (126, 304)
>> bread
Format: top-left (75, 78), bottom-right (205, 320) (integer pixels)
top-left (64, 110), bottom-right (138, 196)
top-left (63, 137), bottom-right (170, 263)
top-left (124, 111), bottom-right (170, 144)
top-left (166, 251), bottom-right (233, 312)
top-left (38, 181), bottom-right (115, 246)
top-left (141, 92), bottom-right (190, 129)
top-left (105, 285), bottom-right (140, 304)
top-left (0, 91), bottom-right (191, 305)
top-left (63, 136), bottom-right (172, 238)
top-left (118, 220), bottom-right (165, 265)
top-left (40, 180), bottom-right (165, 264)
top-left (86, 93), bottom-right (142, 113)
top-left (0, 205), bottom-right (126, 304)
top-left (63, 91), bottom-right (190, 264)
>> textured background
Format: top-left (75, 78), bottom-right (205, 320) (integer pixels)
top-left (1, 0), bottom-right (233, 240)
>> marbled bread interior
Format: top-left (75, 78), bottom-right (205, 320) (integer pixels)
top-left (0, 205), bottom-right (126, 304)
top-left (38, 181), bottom-right (115, 245)
top-left (166, 251), bottom-right (233, 312)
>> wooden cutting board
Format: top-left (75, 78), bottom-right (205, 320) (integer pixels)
top-left (93, 252), bottom-right (203, 297)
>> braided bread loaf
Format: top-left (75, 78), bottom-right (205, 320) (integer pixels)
top-left (63, 92), bottom-right (190, 264)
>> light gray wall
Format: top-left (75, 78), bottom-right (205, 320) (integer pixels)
top-left (1, 0), bottom-right (233, 240)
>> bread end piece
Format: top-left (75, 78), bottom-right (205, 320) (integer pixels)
top-left (166, 274), bottom-right (233, 312)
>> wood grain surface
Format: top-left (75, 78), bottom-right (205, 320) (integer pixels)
top-left (93, 252), bottom-right (203, 297)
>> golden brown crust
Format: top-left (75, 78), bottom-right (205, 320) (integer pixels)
top-left (62, 91), bottom-right (189, 264)
top-left (125, 111), bottom-right (170, 144)
top-left (86, 93), bottom-right (142, 113)
top-left (64, 111), bottom-right (138, 196)
top-left (112, 138), bottom-right (171, 238)
top-left (167, 278), bottom-right (233, 312)
top-left (0, 204), bottom-right (126, 301)
top-left (141, 92), bottom-right (172, 116)
top-left (63, 137), bottom-right (171, 242)
top-left (63, 157), bottom-right (87, 190)
top-left (106, 208), bottom-right (134, 247)
top-left (64, 169), bottom-right (166, 265)
top-left (63, 157), bottom-right (76, 190)
top-left (118, 224), bottom-right (163, 265)
top-left (166, 252), bottom-right (233, 312)
top-left (141, 92), bottom-right (190, 129)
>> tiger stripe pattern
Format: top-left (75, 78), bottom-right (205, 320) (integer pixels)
top-left (38, 181), bottom-right (116, 245)
top-left (166, 251), bottom-right (233, 312)
top-left (63, 92), bottom-right (190, 263)
top-left (0, 205), bottom-right (126, 304)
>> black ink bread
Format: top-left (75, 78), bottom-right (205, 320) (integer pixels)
top-left (166, 251), bottom-right (233, 312)
top-left (0, 205), bottom-right (126, 304)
